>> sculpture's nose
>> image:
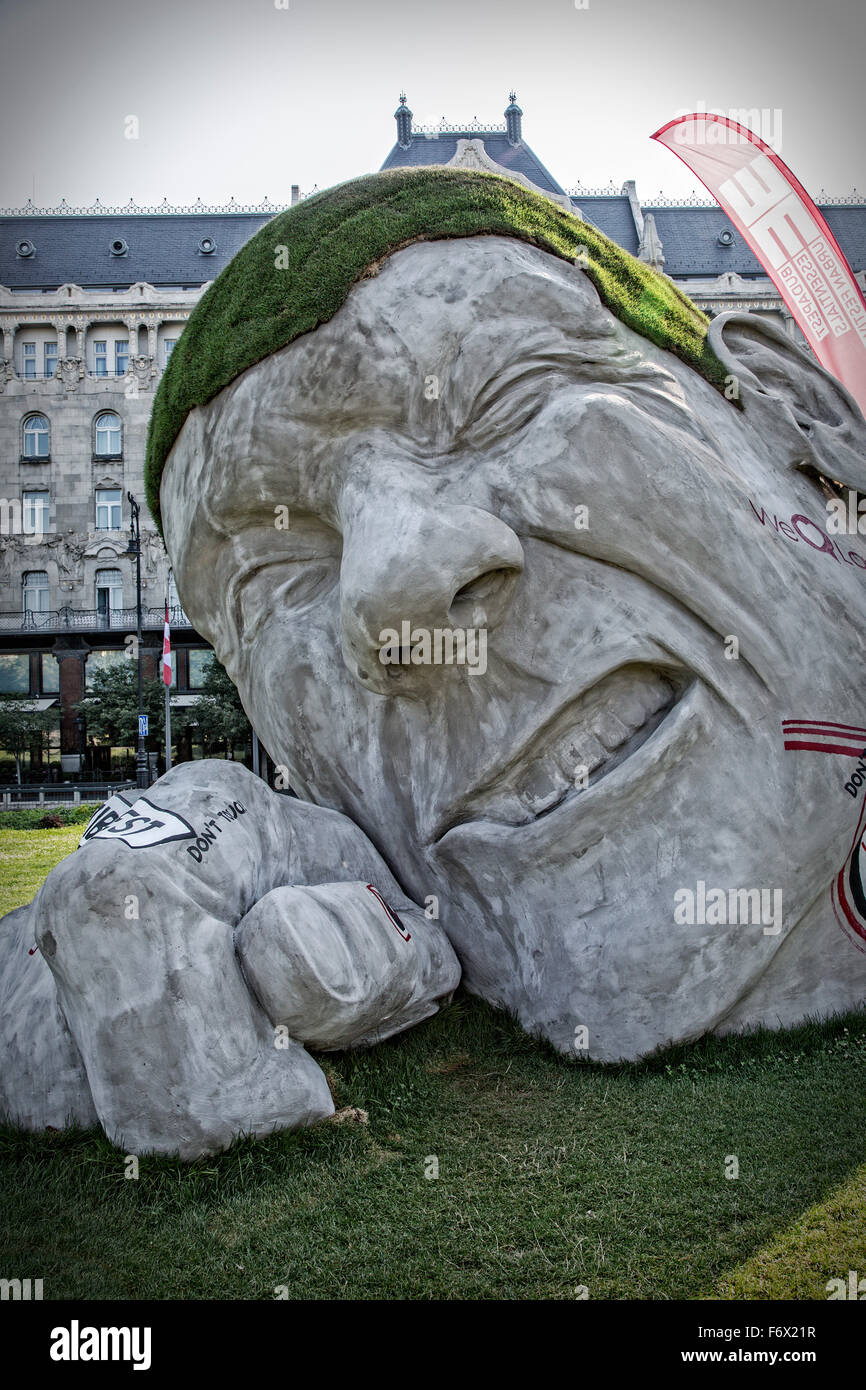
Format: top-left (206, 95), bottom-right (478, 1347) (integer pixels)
top-left (339, 486), bottom-right (523, 694)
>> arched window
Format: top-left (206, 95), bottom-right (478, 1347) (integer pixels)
top-left (22, 571), bottom-right (49, 613)
top-left (95, 568), bottom-right (124, 622)
top-left (94, 411), bottom-right (122, 456)
top-left (22, 413), bottom-right (50, 459)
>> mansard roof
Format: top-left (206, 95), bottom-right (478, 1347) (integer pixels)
top-left (631, 203), bottom-right (866, 277)
top-left (571, 195), bottom-right (640, 257)
top-left (380, 130), bottom-right (567, 197)
top-left (0, 212), bottom-right (271, 289)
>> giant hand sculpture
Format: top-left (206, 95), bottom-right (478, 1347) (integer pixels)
top-left (1, 761), bottom-right (459, 1156)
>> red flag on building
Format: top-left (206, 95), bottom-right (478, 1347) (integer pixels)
top-left (161, 604), bottom-right (172, 687)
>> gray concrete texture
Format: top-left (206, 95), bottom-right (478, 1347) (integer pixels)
top-left (163, 238), bottom-right (866, 1062)
top-left (0, 760), bottom-right (459, 1156)
top-left (4, 235), bottom-right (866, 1156)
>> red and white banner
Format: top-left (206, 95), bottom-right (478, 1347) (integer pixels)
top-left (782, 718), bottom-right (866, 757)
top-left (651, 115), bottom-right (866, 418)
top-left (161, 604), bottom-right (172, 687)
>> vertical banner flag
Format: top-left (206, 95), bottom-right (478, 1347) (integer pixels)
top-left (162, 603), bottom-right (172, 687)
top-left (651, 116), bottom-right (866, 418)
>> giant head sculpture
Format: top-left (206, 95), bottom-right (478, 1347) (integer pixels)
top-left (5, 167), bottom-right (866, 1161)
top-left (151, 167), bottom-right (866, 1061)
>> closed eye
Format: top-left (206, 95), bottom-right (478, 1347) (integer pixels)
top-left (234, 558), bottom-right (338, 645)
top-left (458, 363), bottom-right (581, 448)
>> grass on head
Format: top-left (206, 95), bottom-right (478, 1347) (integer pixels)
top-left (145, 166), bottom-right (730, 534)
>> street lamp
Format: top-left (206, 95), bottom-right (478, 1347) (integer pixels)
top-left (125, 492), bottom-right (149, 789)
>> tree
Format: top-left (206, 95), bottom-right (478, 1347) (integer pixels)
top-left (77, 662), bottom-right (170, 749)
top-left (0, 694), bottom-right (59, 784)
top-left (189, 659), bottom-right (251, 759)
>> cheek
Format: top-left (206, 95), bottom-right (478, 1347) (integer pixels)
top-left (235, 605), bottom-right (360, 779)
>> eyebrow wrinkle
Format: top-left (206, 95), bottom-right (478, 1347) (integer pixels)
top-left (460, 341), bottom-right (668, 434)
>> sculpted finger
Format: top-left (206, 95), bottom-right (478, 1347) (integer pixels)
top-left (236, 881), bottom-right (461, 1049)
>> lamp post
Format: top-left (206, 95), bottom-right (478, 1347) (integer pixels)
top-left (125, 492), bottom-right (149, 789)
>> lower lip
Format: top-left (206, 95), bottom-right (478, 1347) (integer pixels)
top-left (434, 680), bottom-right (706, 860)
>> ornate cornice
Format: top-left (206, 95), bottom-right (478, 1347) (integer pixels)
top-left (0, 195), bottom-right (315, 217)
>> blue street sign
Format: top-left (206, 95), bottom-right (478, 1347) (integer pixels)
top-left (139, 714), bottom-right (149, 737)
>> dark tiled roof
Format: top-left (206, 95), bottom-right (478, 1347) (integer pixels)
top-left (380, 133), bottom-right (566, 196)
top-left (0, 214), bottom-right (271, 289)
top-left (821, 207), bottom-right (866, 275)
top-left (3, 195), bottom-right (863, 294)
top-left (637, 205), bottom-right (866, 278)
top-left (571, 196), bottom-right (640, 256)
top-left (641, 206), bottom-right (767, 276)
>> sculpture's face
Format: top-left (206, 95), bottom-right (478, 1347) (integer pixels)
top-left (162, 236), bottom-right (866, 1059)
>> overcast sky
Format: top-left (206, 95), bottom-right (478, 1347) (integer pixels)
top-left (1, 0), bottom-right (864, 209)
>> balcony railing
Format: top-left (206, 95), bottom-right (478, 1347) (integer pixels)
top-left (0, 604), bottom-right (193, 634)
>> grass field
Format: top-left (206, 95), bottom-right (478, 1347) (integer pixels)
top-left (0, 824), bottom-right (86, 913)
top-left (1, 828), bottom-right (865, 1300)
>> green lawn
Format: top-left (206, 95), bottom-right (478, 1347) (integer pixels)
top-left (2, 829), bottom-right (865, 1300)
top-left (0, 824), bottom-right (85, 913)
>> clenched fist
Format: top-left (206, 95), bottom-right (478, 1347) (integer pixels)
top-left (0, 762), bottom-right (460, 1157)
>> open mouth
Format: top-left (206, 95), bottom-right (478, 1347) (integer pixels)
top-left (437, 663), bottom-right (688, 834)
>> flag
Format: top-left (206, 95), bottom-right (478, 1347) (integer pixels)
top-left (161, 604), bottom-right (172, 687)
top-left (651, 115), bottom-right (866, 418)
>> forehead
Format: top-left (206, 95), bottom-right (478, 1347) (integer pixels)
top-left (273, 235), bottom-right (619, 403)
top-left (162, 235), bottom-right (666, 554)
top-left (217, 238), bottom-right (622, 429)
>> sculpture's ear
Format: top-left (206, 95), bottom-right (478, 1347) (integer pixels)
top-left (707, 311), bottom-right (866, 493)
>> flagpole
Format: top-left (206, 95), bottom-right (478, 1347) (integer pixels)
top-left (164, 574), bottom-right (172, 774)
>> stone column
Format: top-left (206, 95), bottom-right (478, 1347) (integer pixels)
top-left (52, 639), bottom-right (90, 760)
top-left (2, 322), bottom-right (16, 361)
top-left (147, 320), bottom-right (159, 359)
top-left (142, 645), bottom-right (159, 683)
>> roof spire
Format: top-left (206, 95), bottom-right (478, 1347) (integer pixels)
top-left (504, 91), bottom-right (523, 145)
top-left (394, 92), bottom-right (413, 148)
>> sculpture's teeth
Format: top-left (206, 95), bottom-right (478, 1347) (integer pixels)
top-left (448, 665), bottom-right (684, 831)
top-left (592, 709), bottom-right (632, 753)
top-left (554, 730), bottom-right (606, 781)
top-left (611, 687), bottom-right (651, 731)
top-left (646, 674), bottom-right (674, 714)
top-left (516, 759), bottom-right (572, 816)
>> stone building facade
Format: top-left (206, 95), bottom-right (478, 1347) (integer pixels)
top-left (1, 99), bottom-right (864, 775)
top-left (0, 220), bottom-right (278, 773)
